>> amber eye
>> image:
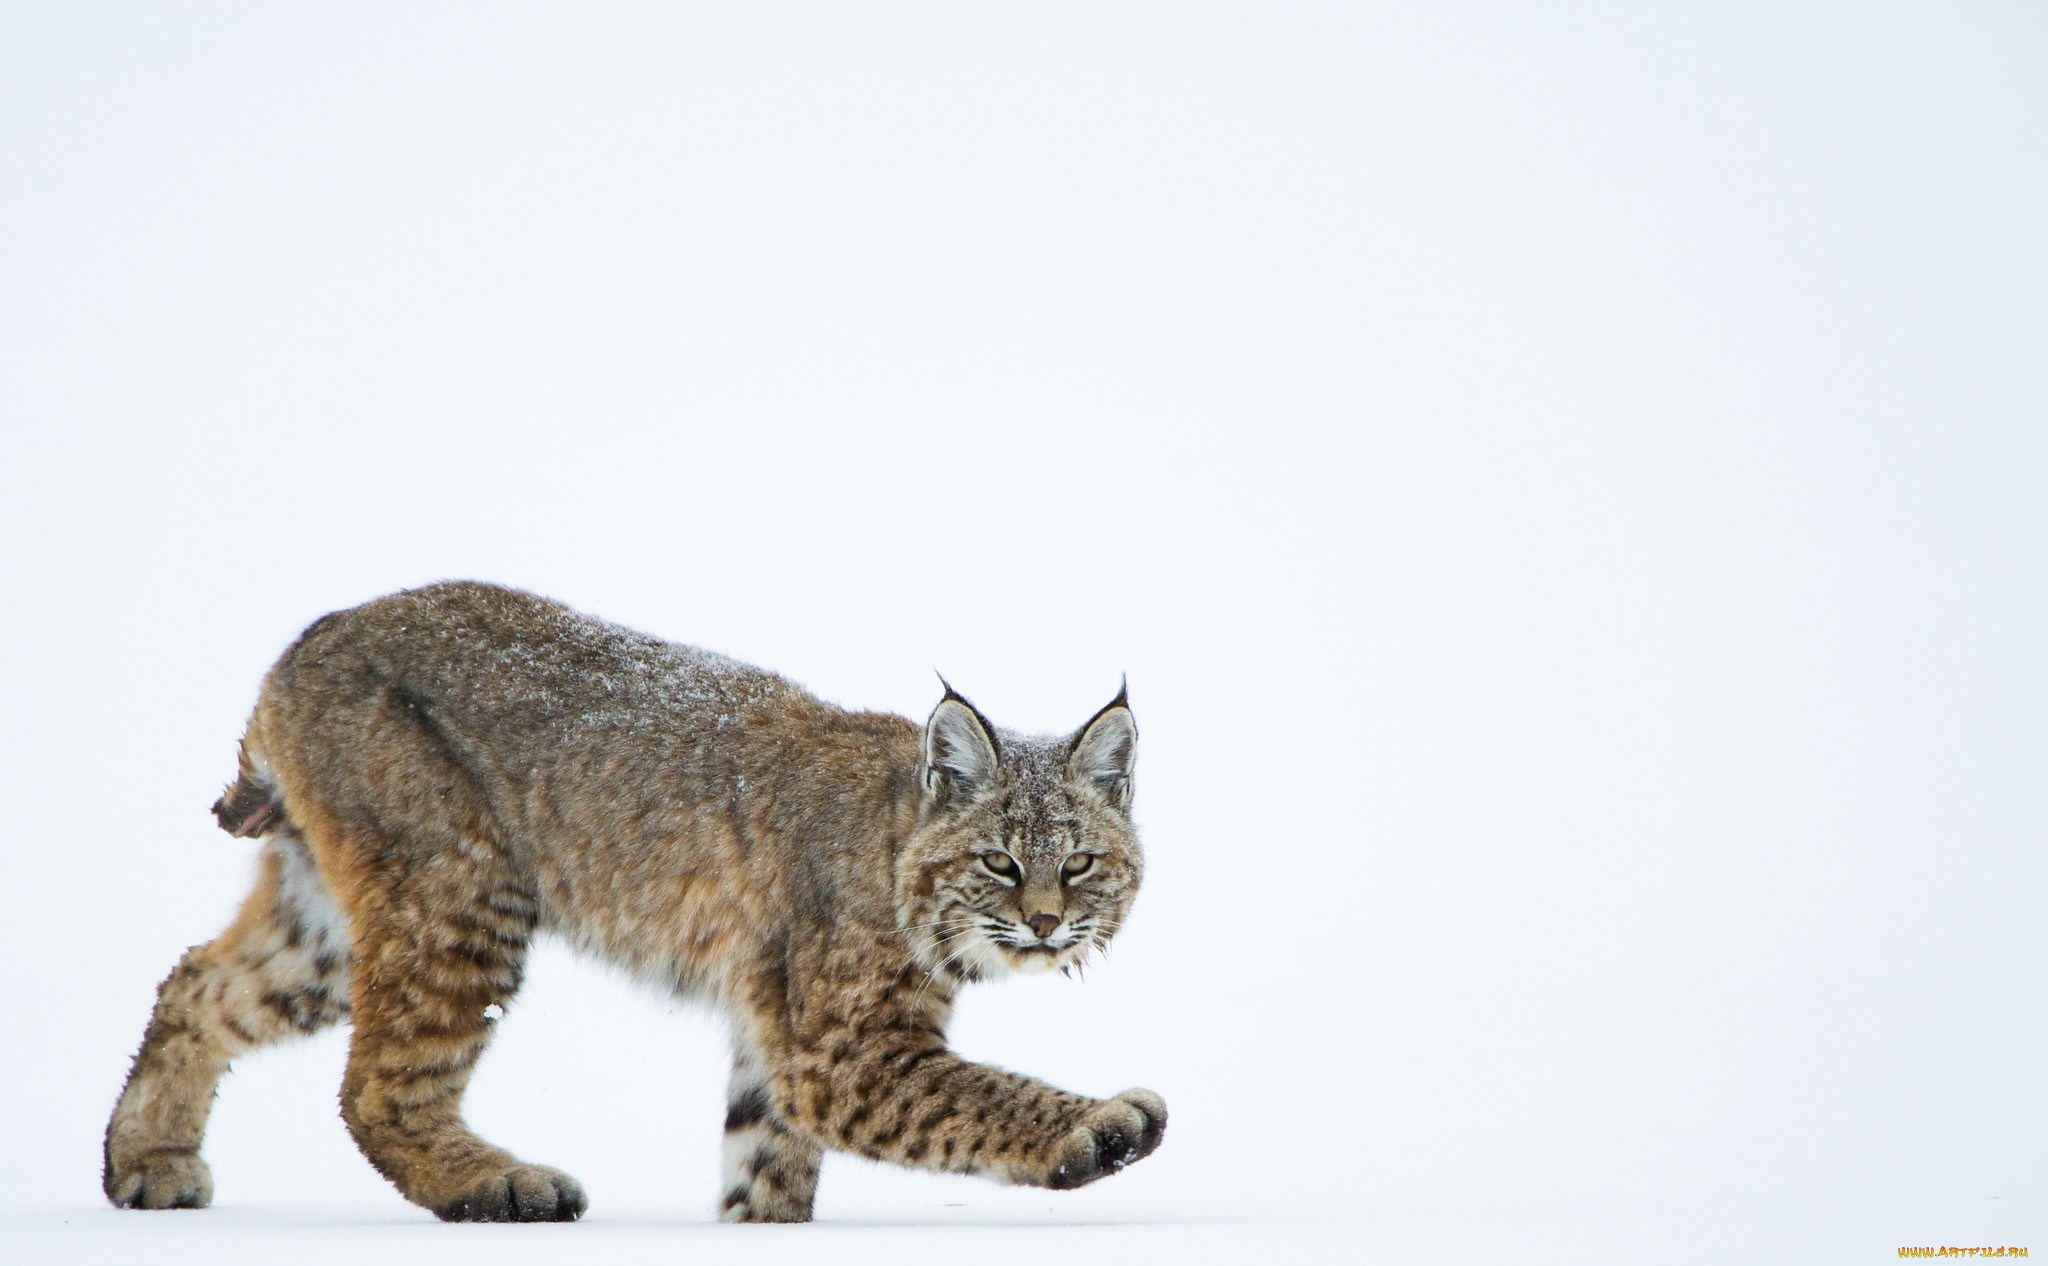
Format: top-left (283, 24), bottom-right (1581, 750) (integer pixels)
top-left (981, 851), bottom-right (1019, 879)
top-left (1061, 853), bottom-right (1095, 879)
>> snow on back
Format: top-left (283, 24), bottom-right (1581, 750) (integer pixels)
top-left (395, 586), bottom-right (803, 744)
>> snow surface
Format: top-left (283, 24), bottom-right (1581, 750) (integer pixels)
top-left (2, 4), bottom-right (2044, 1264)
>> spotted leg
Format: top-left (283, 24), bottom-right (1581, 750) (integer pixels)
top-left (719, 1038), bottom-right (823, 1223)
top-left (104, 830), bottom-right (353, 1209)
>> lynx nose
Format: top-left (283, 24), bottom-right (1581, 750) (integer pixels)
top-left (1026, 913), bottom-right (1060, 940)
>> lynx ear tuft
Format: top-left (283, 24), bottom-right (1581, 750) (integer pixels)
top-left (923, 681), bottom-right (1000, 800)
top-left (1068, 682), bottom-right (1136, 809)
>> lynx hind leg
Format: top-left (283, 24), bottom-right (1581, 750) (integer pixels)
top-left (104, 829), bottom-right (353, 1209)
top-left (322, 815), bottom-right (584, 1223)
top-left (719, 1045), bottom-right (822, 1223)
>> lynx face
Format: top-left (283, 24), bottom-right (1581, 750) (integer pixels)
top-left (896, 688), bottom-right (1142, 981)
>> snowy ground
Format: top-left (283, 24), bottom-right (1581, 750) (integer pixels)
top-left (3, 1206), bottom-right (2015, 1266)
top-left (3, 4), bottom-right (2044, 1264)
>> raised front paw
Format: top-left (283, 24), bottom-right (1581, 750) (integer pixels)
top-left (1046, 1088), bottom-right (1167, 1191)
top-left (106, 1149), bottom-right (213, 1210)
top-left (433, 1163), bottom-right (588, 1223)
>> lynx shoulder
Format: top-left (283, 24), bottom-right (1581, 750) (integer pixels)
top-left (103, 581), bottom-right (1162, 1223)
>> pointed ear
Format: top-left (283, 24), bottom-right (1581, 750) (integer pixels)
top-left (1068, 682), bottom-right (1136, 809)
top-left (922, 682), bottom-right (1000, 801)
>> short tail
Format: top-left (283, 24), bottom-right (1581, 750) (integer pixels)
top-left (212, 768), bottom-right (283, 838)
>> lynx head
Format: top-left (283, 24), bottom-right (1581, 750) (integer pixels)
top-left (896, 682), bottom-right (1142, 982)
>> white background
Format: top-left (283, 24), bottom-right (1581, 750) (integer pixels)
top-left (2, 4), bottom-right (2042, 1263)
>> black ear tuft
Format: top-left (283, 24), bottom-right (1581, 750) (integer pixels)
top-left (1068, 683), bottom-right (1137, 809)
top-left (923, 682), bottom-right (1001, 801)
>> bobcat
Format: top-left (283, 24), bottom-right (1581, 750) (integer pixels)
top-left (102, 581), bottom-right (1163, 1223)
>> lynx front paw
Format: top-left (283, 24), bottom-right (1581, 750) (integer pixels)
top-left (433, 1164), bottom-right (587, 1223)
top-left (1046, 1088), bottom-right (1167, 1191)
top-left (106, 1149), bottom-right (214, 1210)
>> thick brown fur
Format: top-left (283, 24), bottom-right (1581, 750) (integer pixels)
top-left (103, 582), bottom-right (1161, 1222)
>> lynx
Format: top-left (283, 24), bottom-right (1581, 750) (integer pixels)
top-left (102, 581), bottom-right (1163, 1222)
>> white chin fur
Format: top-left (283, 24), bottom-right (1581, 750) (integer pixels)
top-left (1005, 948), bottom-right (1061, 975)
